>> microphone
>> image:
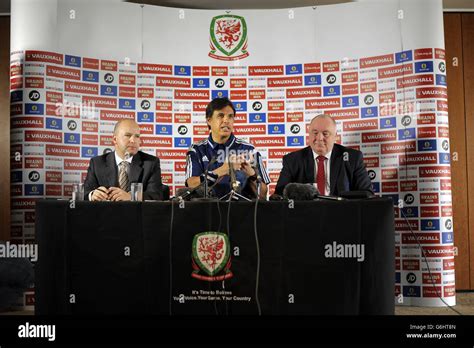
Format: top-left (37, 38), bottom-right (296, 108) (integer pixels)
top-left (251, 152), bottom-right (262, 199)
top-left (283, 183), bottom-right (346, 201)
top-left (251, 152), bottom-right (262, 182)
top-left (204, 156), bottom-right (217, 199)
top-left (283, 183), bottom-right (318, 201)
top-left (206, 155), bottom-right (217, 171)
top-left (175, 184), bottom-right (207, 200)
top-left (269, 193), bottom-right (284, 201)
top-left (228, 156), bottom-right (240, 192)
top-left (175, 156), bottom-right (221, 201)
top-left (175, 187), bottom-right (190, 198)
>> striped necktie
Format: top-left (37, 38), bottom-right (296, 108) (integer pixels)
top-left (119, 161), bottom-right (130, 192)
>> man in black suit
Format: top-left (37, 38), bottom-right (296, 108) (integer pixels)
top-left (0, 251), bottom-right (33, 311)
top-left (275, 114), bottom-right (373, 196)
top-left (84, 119), bottom-right (163, 201)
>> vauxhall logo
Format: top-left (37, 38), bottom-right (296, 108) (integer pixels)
top-left (326, 74), bottom-right (337, 84)
top-left (104, 73), bottom-right (114, 83)
top-left (252, 101), bottom-right (262, 111)
top-left (29, 90), bottom-right (40, 101)
top-left (368, 170), bottom-right (376, 180)
top-left (141, 100), bottom-right (151, 110)
top-left (215, 78), bottom-right (225, 88)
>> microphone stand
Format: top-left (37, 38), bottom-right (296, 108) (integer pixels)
top-left (252, 155), bottom-right (262, 200)
top-left (174, 156), bottom-right (218, 201)
top-left (203, 156), bottom-right (217, 199)
top-left (220, 156), bottom-right (250, 202)
top-left (173, 179), bottom-right (223, 201)
top-left (174, 181), bottom-right (205, 201)
top-left (191, 156), bottom-right (219, 202)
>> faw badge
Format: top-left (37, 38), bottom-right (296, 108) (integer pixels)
top-left (209, 15), bottom-right (249, 61)
top-left (192, 232), bottom-right (233, 281)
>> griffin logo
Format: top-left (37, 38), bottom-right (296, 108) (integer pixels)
top-left (191, 232), bottom-right (233, 281)
top-left (209, 15), bottom-right (249, 61)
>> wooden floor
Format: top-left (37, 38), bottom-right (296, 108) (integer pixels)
top-left (395, 292), bottom-right (474, 315)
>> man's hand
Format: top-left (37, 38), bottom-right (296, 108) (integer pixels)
top-left (108, 187), bottom-right (132, 201)
top-left (237, 153), bottom-right (256, 177)
top-left (213, 155), bottom-right (241, 177)
top-left (213, 154), bottom-right (257, 178)
top-left (91, 186), bottom-right (110, 201)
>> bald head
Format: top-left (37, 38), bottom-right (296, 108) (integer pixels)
top-left (113, 119), bottom-right (140, 159)
top-left (310, 114), bottom-right (336, 128)
top-left (308, 114), bottom-right (337, 155)
top-left (114, 119), bottom-right (139, 135)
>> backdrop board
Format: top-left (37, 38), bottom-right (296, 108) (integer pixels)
top-left (10, 0), bottom-right (454, 306)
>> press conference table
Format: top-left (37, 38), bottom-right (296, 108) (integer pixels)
top-left (35, 198), bottom-right (395, 315)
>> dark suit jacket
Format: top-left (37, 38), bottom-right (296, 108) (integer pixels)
top-left (0, 253), bottom-right (34, 309)
top-left (84, 151), bottom-right (163, 201)
top-left (275, 144), bottom-right (373, 196)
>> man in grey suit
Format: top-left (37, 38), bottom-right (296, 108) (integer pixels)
top-left (84, 119), bottom-right (163, 201)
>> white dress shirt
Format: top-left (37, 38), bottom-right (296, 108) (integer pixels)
top-left (313, 150), bottom-right (332, 195)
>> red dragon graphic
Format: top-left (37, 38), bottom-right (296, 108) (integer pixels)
top-left (215, 19), bottom-right (242, 49)
top-left (198, 236), bottom-right (224, 271)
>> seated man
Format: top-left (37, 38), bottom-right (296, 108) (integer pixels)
top-left (84, 119), bottom-right (163, 201)
top-left (275, 114), bottom-right (373, 196)
top-left (185, 97), bottom-right (270, 199)
top-left (0, 250), bottom-right (34, 312)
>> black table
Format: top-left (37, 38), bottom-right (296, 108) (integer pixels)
top-left (35, 198), bottom-right (395, 315)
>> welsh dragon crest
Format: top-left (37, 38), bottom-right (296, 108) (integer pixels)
top-left (209, 15), bottom-right (249, 61)
top-left (191, 232), bottom-right (233, 281)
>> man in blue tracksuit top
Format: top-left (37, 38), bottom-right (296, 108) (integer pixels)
top-left (185, 97), bottom-right (270, 199)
